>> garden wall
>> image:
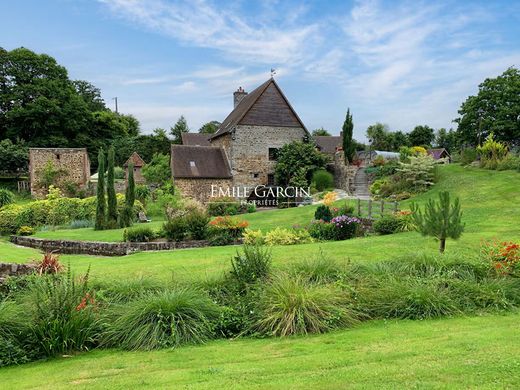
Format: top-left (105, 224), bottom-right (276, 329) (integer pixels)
top-left (10, 236), bottom-right (213, 257)
top-left (0, 262), bottom-right (36, 283)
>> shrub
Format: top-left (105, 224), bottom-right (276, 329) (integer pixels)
top-left (0, 188), bottom-right (15, 208)
top-left (135, 185), bottom-right (151, 206)
top-left (252, 274), bottom-right (358, 336)
top-left (264, 227), bottom-right (313, 246)
top-left (162, 217), bottom-right (187, 242)
top-left (34, 252), bottom-right (63, 275)
top-left (124, 226), bottom-right (156, 242)
top-left (330, 215), bottom-right (360, 240)
top-left (0, 301), bottom-right (36, 367)
top-left (17, 226), bottom-right (35, 236)
top-left (460, 148), bottom-right (478, 165)
top-left (209, 216), bottom-right (248, 239)
top-left (373, 215), bottom-right (402, 235)
top-left (26, 270), bottom-right (100, 356)
top-left (308, 220), bottom-right (336, 241)
top-left (184, 210), bottom-right (210, 240)
top-left (207, 197), bottom-right (255, 216)
top-left (102, 288), bottom-right (220, 350)
top-left (395, 210), bottom-right (415, 231)
top-left (230, 245), bottom-right (272, 287)
top-left (312, 170), bottom-right (334, 192)
top-left (322, 191), bottom-right (337, 207)
top-left (243, 229), bottom-right (265, 245)
top-left (314, 205), bottom-right (332, 222)
top-left (496, 154), bottom-right (520, 171)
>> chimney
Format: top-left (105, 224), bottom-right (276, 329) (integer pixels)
top-left (233, 86), bottom-right (247, 108)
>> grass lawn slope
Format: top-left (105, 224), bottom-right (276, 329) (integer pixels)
top-left (0, 313), bottom-right (518, 389)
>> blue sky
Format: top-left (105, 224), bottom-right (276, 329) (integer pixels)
top-left (2, 0), bottom-right (520, 140)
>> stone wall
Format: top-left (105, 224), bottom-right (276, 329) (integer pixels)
top-left (210, 133), bottom-right (232, 162)
top-left (333, 151), bottom-right (358, 193)
top-left (0, 262), bottom-right (36, 282)
top-left (230, 125), bottom-right (307, 188)
top-left (174, 178), bottom-right (233, 204)
top-left (10, 235), bottom-right (217, 257)
top-left (29, 148), bottom-right (91, 198)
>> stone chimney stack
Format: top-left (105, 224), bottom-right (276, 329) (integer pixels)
top-left (233, 86), bottom-right (247, 108)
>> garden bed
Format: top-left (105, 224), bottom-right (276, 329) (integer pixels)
top-left (9, 235), bottom-right (233, 256)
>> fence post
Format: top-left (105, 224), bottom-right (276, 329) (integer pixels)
top-left (357, 198), bottom-right (361, 216)
top-left (380, 200), bottom-right (384, 217)
top-left (368, 199), bottom-right (372, 219)
top-left (394, 201), bottom-right (398, 213)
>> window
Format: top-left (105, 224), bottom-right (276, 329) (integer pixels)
top-left (268, 148), bottom-right (279, 161)
top-left (252, 173), bottom-right (259, 179)
top-left (189, 161), bottom-right (196, 167)
top-left (267, 174), bottom-right (275, 186)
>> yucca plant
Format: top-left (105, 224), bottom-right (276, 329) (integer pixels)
top-left (253, 274), bottom-right (358, 337)
top-left (34, 252), bottom-right (63, 275)
top-left (102, 288), bottom-right (220, 350)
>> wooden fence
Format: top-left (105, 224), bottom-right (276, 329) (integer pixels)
top-left (352, 198), bottom-right (399, 219)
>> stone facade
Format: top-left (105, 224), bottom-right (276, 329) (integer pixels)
top-left (333, 151), bottom-right (358, 193)
top-left (230, 125), bottom-right (307, 188)
top-left (175, 178), bottom-right (233, 204)
top-left (29, 148), bottom-right (90, 198)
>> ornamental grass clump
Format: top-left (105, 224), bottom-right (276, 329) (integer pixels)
top-left (252, 274), bottom-right (358, 337)
top-left (102, 288), bottom-right (220, 350)
top-left (290, 250), bottom-right (347, 284)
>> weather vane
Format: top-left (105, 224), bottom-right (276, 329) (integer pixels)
top-left (270, 68), bottom-right (276, 78)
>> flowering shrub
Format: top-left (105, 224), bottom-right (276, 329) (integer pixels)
top-left (331, 215), bottom-right (360, 240)
top-left (209, 216), bottom-right (249, 245)
top-left (481, 240), bottom-right (520, 274)
top-left (264, 227), bottom-right (313, 246)
top-left (331, 203), bottom-right (355, 217)
top-left (322, 192), bottom-right (337, 207)
top-left (395, 210), bottom-right (415, 232)
top-left (17, 226), bottom-right (35, 236)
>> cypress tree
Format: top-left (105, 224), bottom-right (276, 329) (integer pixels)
top-left (106, 146), bottom-right (118, 228)
top-left (119, 162), bottom-right (135, 228)
top-left (411, 191), bottom-right (464, 253)
top-left (342, 109), bottom-right (355, 164)
top-left (94, 148), bottom-right (106, 230)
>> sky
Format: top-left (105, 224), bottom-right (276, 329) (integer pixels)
top-left (1, 0), bottom-right (520, 141)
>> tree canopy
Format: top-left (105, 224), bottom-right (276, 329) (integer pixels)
top-left (408, 125), bottom-right (435, 147)
top-left (454, 67), bottom-right (520, 146)
top-left (312, 127), bottom-right (331, 136)
top-left (170, 115), bottom-right (189, 143)
top-left (198, 121), bottom-right (221, 134)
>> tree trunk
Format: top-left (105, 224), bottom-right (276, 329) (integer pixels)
top-left (439, 239), bottom-right (446, 254)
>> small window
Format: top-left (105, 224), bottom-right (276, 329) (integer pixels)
top-left (56, 154), bottom-right (60, 160)
top-left (268, 148), bottom-right (279, 161)
top-left (189, 161), bottom-right (196, 167)
top-left (267, 174), bottom-right (275, 186)
top-left (253, 173), bottom-right (259, 179)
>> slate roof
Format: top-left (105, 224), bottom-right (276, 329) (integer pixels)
top-left (181, 133), bottom-right (211, 146)
top-left (314, 136), bottom-right (342, 154)
top-left (428, 148), bottom-right (450, 160)
top-left (124, 152), bottom-right (146, 167)
top-left (171, 145), bottom-right (231, 179)
top-left (211, 78), bottom-right (308, 139)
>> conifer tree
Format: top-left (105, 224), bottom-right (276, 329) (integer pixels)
top-left (95, 148), bottom-right (106, 230)
top-left (119, 162), bottom-right (135, 228)
top-left (411, 191), bottom-right (464, 253)
top-left (342, 109), bottom-right (355, 163)
top-left (106, 146), bottom-right (118, 228)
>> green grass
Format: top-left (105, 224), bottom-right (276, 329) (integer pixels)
top-left (1, 313), bottom-right (519, 389)
top-left (1, 164), bottom-right (520, 388)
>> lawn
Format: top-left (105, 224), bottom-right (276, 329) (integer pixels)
top-left (4, 164), bottom-right (518, 284)
top-left (0, 312), bottom-right (519, 389)
top-left (1, 164), bottom-right (520, 388)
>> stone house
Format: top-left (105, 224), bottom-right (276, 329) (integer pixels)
top-left (29, 148), bottom-right (90, 197)
top-left (171, 78), bottom-right (310, 203)
top-left (124, 152), bottom-right (146, 184)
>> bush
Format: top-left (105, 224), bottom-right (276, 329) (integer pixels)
top-left (373, 215), bottom-right (402, 235)
top-left (231, 245), bottom-right (272, 288)
top-left (124, 226), bottom-right (156, 242)
top-left (264, 227), bottom-right (313, 246)
top-left (17, 226), bottom-right (35, 236)
top-left (252, 274), bottom-right (358, 336)
top-left (0, 188), bottom-right (15, 208)
top-left (184, 210), bottom-right (210, 240)
top-left (135, 185), bottom-right (151, 206)
top-left (162, 217), bottom-right (187, 241)
top-left (209, 216), bottom-right (248, 240)
top-left (308, 220), bottom-right (336, 241)
top-left (314, 205), bottom-right (332, 222)
top-left (496, 154), bottom-right (520, 171)
top-left (102, 288), bottom-right (220, 350)
top-left (460, 148), bottom-right (477, 165)
top-left (243, 229), bottom-right (265, 245)
top-left (312, 170), bottom-right (334, 192)
top-left (330, 215), bottom-right (360, 240)
top-left (0, 301), bottom-right (36, 367)
top-left (207, 197), bottom-right (255, 216)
